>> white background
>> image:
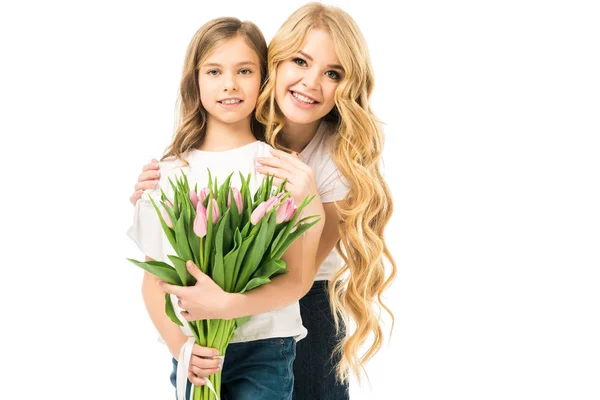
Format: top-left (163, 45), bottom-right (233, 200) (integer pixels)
top-left (1, 0), bottom-right (599, 399)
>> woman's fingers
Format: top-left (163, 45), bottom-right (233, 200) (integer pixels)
top-left (141, 159), bottom-right (159, 172)
top-left (130, 190), bottom-right (143, 206)
top-left (134, 180), bottom-right (158, 192)
top-left (256, 165), bottom-right (293, 184)
top-left (269, 149), bottom-right (311, 173)
top-left (256, 156), bottom-right (293, 173)
top-left (137, 169), bottom-right (160, 183)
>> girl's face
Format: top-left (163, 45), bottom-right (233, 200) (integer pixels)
top-left (275, 29), bottom-right (345, 126)
top-left (199, 36), bottom-right (261, 126)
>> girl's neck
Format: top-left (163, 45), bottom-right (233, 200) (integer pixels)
top-left (280, 119), bottom-right (322, 153)
top-left (199, 117), bottom-right (257, 151)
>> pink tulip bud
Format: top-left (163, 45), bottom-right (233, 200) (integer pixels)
top-left (162, 200), bottom-right (174, 228)
top-left (189, 191), bottom-right (199, 209)
top-left (209, 198), bottom-right (220, 223)
top-left (196, 198), bottom-right (206, 215)
top-left (250, 201), bottom-right (269, 225)
top-left (228, 188), bottom-right (243, 214)
top-left (276, 198), bottom-right (296, 224)
top-left (265, 195), bottom-right (281, 213)
top-left (199, 187), bottom-right (210, 203)
top-left (193, 205), bottom-right (208, 237)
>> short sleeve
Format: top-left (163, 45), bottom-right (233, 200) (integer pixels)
top-left (318, 160), bottom-right (351, 203)
top-left (126, 189), bottom-right (165, 262)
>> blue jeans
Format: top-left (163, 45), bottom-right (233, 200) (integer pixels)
top-left (171, 336), bottom-right (296, 400)
top-left (293, 280), bottom-right (349, 400)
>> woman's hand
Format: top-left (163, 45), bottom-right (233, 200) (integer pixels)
top-left (187, 343), bottom-right (223, 386)
top-left (159, 261), bottom-right (235, 321)
top-left (255, 149), bottom-right (319, 205)
top-left (130, 159), bottom-right (160, 205)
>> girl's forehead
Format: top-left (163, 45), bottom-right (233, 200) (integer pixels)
top-left (202, 36), bottom-right (260, 65)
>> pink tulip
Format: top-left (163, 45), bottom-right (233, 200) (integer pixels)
top-left (209, 198), bottom-right (220, 223)
top-left (199, 187), bottom-right (210, 203)
top-left (265, 196), bottom-right (281, 213)
top-left (193, 202), bottom-right (208, 237)
top-left (250, 201), bottom-right (269, 225)
top-left (162, 200), bottom-right (174, 228)
top-left (276, 198), bottom-right (296, 223)
top-left (189, 191), bottom-right (199, 209)
top-left (228, 188), bottom-right (243, 214)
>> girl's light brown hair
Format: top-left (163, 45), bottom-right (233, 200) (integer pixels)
top-left (162, 17), bottom-right (267, 162)
top-left (256, 3), bottom-right (397, 383)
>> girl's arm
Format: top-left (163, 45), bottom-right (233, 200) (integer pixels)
top-left (161, 200), bottom-right (341, 322)
top-left (224, 201), bottom-right (341, 318)
top-left (142, 258), bottom-right (221, 385)
top-left (158, 149), bottom-right (342, 321)
top-left (141, 263), bottom-right (188, 359)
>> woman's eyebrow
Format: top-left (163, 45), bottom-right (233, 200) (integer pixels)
top-left (298, 50), bottom-right (344, 71)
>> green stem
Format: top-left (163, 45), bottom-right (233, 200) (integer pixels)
top-left (191, 319), bottom-right (235, 399)
top-left (199, 237), bottom-right (205, 272)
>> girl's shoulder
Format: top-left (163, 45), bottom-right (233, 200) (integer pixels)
top-left (255, 141), bottom-right (274, 157)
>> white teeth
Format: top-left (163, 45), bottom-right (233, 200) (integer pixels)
top-left (292, 92), bottom-right (316, 104)
top-left (221, 99), bottom-right (241, 105)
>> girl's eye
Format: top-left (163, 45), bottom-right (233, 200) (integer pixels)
top-left (207, 70), bottom-right (220, 76)
top-left (292, 57), bottom-right (308, 67)
top-left (325, 70), bottom-right (341, 80)
top-left (239, 68), bottom-right (252, 75)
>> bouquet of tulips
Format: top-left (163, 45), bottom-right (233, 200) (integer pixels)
top-left (128, 170), bottom-right (320, 400)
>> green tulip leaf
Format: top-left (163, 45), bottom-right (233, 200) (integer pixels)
top-left (240, 276), bottom-right (271, 293)
top-left (127, 258), bottom-right (182, 285)
top-left (165, 293), bottom-right (183, 326)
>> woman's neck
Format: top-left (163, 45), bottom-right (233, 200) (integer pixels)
top-left (280, 119), bottom-right (321, 153)
top-left (199, 117), bottom-right (257, 151)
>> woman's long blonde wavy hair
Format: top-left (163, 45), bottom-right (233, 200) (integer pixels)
top-left (162, 17), bottom-right (267, 163)
top-left (255, 3), bottom-right (397, 383)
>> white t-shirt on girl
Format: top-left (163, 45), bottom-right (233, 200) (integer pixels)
top-left (127, 140), bottom-right (307, 343)
top-left (298, 121), bottom-right (351, 281)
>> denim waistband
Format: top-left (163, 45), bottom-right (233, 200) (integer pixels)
top-left (306, 280), bottom-right (329, 296)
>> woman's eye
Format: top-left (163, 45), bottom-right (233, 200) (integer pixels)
top-left (292, 57), bottom-right (308, 67)
top-left (325, 70), bottom-right (341, 80)
top-left (239, 68), bottom-right (252, 75)
top-left (207, 70), bottom-right (220, 76)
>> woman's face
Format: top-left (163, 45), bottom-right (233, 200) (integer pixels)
top-left (274, 29), bottom-right (345, 126)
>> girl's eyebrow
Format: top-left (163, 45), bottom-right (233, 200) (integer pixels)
top-left (297, 50), bottom-right (344, 71)
top-left (201, 61), bottom-right (258, 68)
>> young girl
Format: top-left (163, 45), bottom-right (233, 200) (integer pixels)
top-left (131, 3), bottom-right (396, 399)
top-left (127, 17), bottom-right (325, 400)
